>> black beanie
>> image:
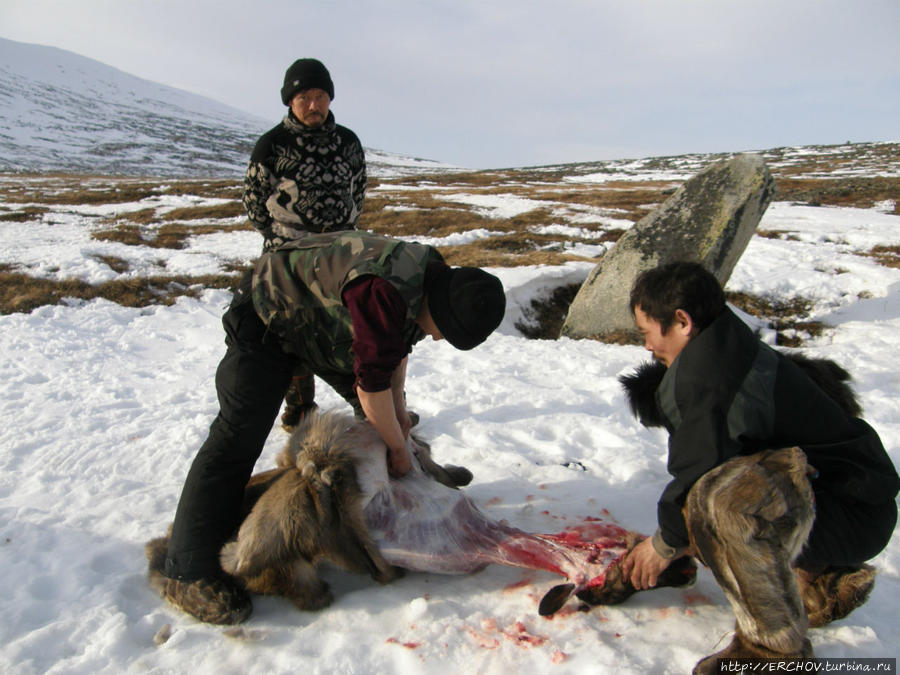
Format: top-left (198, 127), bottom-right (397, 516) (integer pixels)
top-left (427, 267), bottom-right (506, 351)
top-left (281, 58), bottom-right (334, 105)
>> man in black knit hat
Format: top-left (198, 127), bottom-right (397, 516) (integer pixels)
top-left (243, 58), bottom-right (367, 429)
top-left (155, 231), bottom-right (507, 625)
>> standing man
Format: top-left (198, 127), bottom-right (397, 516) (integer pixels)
top-left (155, 231), bottom-right (506, 625)
top-left (592, 262), bottom-right (897, 672)
top-left (244, 58), bottom-right (367, 428)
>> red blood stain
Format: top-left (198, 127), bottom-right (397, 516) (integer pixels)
top-left (503, 621), bottom-right (548, 648)
top-left (504, 576), bottom-right (534, 592)
top-left (683, 591), bottom-right (712, 605)
top-left (386, 637), bottom-right (421, 649)
top-left (466, 619), bottom-right (551, 651)
top-left (464, 625), bottom-right (499, 649)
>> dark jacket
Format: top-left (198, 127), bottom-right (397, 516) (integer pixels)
top-left (243, 111), bottom-right (366, 250)
top-left (620, 308), bottom-right (899, 551)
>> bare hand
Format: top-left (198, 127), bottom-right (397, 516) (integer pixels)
top-left (620, 537), bottom-right (671, 590)
top-left (387, 444), bottom-right (412, 478)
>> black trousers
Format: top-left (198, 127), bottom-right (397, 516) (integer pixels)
top-left (797, 487), bottom-right (897, 568)
top-left (164, 276), bottom-right (297, 580)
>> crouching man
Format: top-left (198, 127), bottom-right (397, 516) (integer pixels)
top-left (612, 262), bottom-right (897, 672)
top-left (155, 231), bottom-right (506, 624)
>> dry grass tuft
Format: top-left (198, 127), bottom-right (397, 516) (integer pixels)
top-left (727, 291), bottom-right (812, 320)
top-left (438, 242), bottom-right (596, 268)
top-left (161, 202), bottom-right (245, 221)
top-left (359, 197), bottom-right (496, 236)
top-left (775, 177), bottom-right (900, 212)
top-left (0, 175), bottom-right (243, 206)
top-left (92, 225), bottom-right (148, 246)
top-left (594, 329), bottom-right (643, 346)
top-left (866, 244), bottom-right (900, 269)
top-left (0, 206), bottom-right (49, 222)
top-left (92, 255), bottom-right (131, 274)
top-left (0, 269), bottom-right (242, 315)
top-left (756, 230), bottom-right (801, 242)
top-left (726, 291), bottom-right (827, 347)
top-left (103, 208), bottom-right (159, 225)
top-left (91, 222), bottom-right (254, 249)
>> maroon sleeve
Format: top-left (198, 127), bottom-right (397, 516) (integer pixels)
top-left (342, 276), bottom-right (409, 392)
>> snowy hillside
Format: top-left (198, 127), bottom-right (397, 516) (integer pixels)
top-left (0, 37), bottom-right (455, 178)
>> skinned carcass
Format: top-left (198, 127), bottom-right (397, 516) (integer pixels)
top-left (218, 409), bottom-right (657, 616)
top-left (147, 410), bottom-right (695, 617)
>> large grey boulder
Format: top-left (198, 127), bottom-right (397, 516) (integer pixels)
top-left (560, 153), bottom-right (775, 340)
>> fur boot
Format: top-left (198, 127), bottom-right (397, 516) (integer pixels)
top-left (685, 447), bottom-right (816, 672)
top-left (145, 536), bottom-right (252, 625)
top-left (575, 531), bottom-right (698, 605)
top-left (796, 563), bottom-right (876, 627)
top-left (693, 630), bottom-right (814, 675)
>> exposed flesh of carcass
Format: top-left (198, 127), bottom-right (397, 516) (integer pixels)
top-left (351, 437), bottom-right (632, 615)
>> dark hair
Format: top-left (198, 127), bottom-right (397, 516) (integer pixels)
top-left (629, 262), bottom-right (725, 333)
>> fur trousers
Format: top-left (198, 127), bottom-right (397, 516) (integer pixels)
top-left (685, 447), bottom-right (815, 655)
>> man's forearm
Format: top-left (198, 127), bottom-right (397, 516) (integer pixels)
top-left (390, 357), bottom-right (408, 414)
top-left (357, 386), bottom-right (410, 476)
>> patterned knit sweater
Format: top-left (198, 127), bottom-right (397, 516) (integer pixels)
top-left (243, 111), bottom-right (366, 251)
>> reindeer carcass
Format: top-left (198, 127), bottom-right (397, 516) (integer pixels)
top-left (210, 410), bottom-right (662, 616)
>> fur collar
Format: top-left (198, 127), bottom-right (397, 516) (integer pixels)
top-left (618, 360), bottom-right (668, 428)
top-left (618, 353), bottom-right (861, 429)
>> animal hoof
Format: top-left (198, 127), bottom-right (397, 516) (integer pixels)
top-left (289, 585), bottom-right (334, 612)
top-left (539, 583), bottom-right (575, 616)
top-left (576, 555), bottom-right (697, 606)
top-left (444, 465), bottom-right (473, 487)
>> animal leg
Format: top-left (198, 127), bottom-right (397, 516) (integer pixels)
top-left (329, 524), bottom-right (403, 584)
top-left (411, 437), bottom-right (472, 488)
top-left (221, 473), bottom-right (306, 578)
top-left (284, 558), bottom-right (334, 611)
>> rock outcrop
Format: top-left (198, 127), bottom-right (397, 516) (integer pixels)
top-left (561, 153), bottom-right (775, 340)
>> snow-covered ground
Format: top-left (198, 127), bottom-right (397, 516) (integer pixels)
top-left (0, 186), bottom-right (898, 673)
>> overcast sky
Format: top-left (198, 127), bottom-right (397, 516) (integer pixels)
top-left (3, 0), bottom-right (899, 169)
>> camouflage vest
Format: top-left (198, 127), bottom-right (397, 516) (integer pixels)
top-left (251, 231), bottom-right (442, 373)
